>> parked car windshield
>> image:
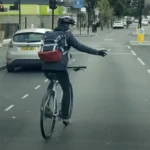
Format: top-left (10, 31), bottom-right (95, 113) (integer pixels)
top-left (115, 21), bottom-right (122, 23)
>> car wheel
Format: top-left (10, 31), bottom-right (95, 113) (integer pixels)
top-left (7, 64), bottom-right (15, 72)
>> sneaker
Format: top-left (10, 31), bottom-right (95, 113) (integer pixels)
top-left (62, 119), bottom-right (71, 126)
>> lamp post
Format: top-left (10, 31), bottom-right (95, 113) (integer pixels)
top-left (18, 0), bottom-right (21, 29)
top-left (138, 0), bottom-right (145, 28)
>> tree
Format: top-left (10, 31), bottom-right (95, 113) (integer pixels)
top-left (114, 0), bottom-right (126, 18)
top-left (85, 0), bottom-right (97, 21)
top-left (85, 0), bottom-right (97, 33)
top-left (143, 4), bottom-right (150, 16)
top-left (97, 0), bottom-right (113, 30)
top-left (85, 0), bottom-right (97, 10)
top-left (108, 0), bottom-right (127, 18)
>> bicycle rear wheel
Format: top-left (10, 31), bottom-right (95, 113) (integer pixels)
top-left (40, 90), bottom-right (57, 140)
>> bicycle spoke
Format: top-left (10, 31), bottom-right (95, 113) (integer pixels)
top-left (40, 90), bottom-right (57, 140)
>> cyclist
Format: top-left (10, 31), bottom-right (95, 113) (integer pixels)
top-left (42, 16), bottom-right (107, 124)
top-left (126, 18), bottom-right (130, 28)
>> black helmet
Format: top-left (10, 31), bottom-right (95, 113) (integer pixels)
top-left (58, 16), bottom-right (75, 25)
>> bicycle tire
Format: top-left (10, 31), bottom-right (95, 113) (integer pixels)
top-left (40, 90), bottom-right (57, 140)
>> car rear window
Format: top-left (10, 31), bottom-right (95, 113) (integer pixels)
top-left (13, 32), bottom-right (44, 43)
top-left (115, 21), bottom-right (121, 23)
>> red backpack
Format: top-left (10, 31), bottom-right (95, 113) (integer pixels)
top-left (38, 31), bottom-right (67, 62)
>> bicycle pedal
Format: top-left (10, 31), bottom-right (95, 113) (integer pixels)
top-left (45, 111), bottom-right (53, 119)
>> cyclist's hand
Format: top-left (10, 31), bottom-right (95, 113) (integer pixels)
top-left (97, 50), bottom-right (107, 57)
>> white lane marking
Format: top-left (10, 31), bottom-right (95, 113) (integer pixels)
top-left (127, 46), bottom-right (131, 49)
top-left (131, 50), bottom-right (136, 56)
top-left (108, 53), bottom-right (132, 55)
top-left (109, 46), bottom-right (127, 47)
top-left (104, 39), bottom-right (114, 41)
top-left (147, 70), bottom-right (150, 74)
top-left (137, 58), bottom-right (145, 66)
top-left (22, 94), bottom-right (29, 99)
top-left (44, 79), bottom-right (48, 82)
top-left (34, 85), bottom-right (41, 90)
top-left (5, 105), bottom-right (14, 111)
top-left (12, 116), bottom-right (16, 119)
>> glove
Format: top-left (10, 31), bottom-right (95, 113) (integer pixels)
top-left (97, 50), bottom-right (107, 57)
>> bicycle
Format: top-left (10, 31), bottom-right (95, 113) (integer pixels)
top-left (40, 66), bottom-right (87, 140)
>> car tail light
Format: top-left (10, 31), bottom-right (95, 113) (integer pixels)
top-left (9, 40), bottom-right (13, 48)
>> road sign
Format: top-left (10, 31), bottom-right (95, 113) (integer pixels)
top-left (138, 28), bottom-right (144, 34)
top-left (81, 7), bottom-right (86, 12)
top-left (73, 0), bottom-right (83, 8)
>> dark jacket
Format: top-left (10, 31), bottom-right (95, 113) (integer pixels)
top-left (42, 24), bottom-right (98, 71)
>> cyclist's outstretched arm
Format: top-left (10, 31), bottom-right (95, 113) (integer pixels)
top-left (67, 32), bottom-right (101, 55)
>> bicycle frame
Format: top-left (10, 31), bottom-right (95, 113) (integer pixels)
top-left (47, 79), bottom-right (63, 119)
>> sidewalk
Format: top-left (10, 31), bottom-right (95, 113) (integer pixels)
top-left (0, 39), bottom-right (11, 70)
top-left (0, 45), bottom-right (7, 70)
top-left (3, 39), bottom-right (11, 45)
top-left (73, 27), bottom-right (111, 36)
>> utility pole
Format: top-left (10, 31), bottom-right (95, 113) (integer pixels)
top-left (87, 2), bottom-right (91, 35)
top-left (13, 0), bottom-right (21, 29)
top-left (138, 0), bottom-right (145, 28)
top-left (49, 0), bottom-right (57, 30)
top-left (18, 0), bottom-right (21, 29)
top-left (52, 9), bottom-right (54, 30)
top-left (80, 8), bottom-right (81, 35)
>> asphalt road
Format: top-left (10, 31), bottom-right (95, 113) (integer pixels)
top-left (1, 26), bottom-right (150, 150)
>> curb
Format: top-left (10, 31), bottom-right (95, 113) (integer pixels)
top-left (0, 65), bottom-right (6, 71)
top-left (131, 33), bottom-right (148, 36)
top-left (130, 41), bottom-right (150, 46)
top-left (73, 29), bottom-right (112, 37)
top-left (74, 34), bottom-right (96, 37)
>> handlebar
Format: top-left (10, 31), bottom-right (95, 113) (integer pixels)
top-left (67, 66), bottom-right (87, 71)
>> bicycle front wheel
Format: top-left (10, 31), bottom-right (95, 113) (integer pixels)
top-left (40, 90), bottom-right (57, 140)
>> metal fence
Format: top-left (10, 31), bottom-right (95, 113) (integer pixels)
top-left (0, 24), bottom-right (18, 39)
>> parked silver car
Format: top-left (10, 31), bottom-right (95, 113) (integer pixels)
top-left (113, 21), bottom-right (124, 29)
top-left (6, 28), bottom-right (52, 72)
top-left (142, 19), bottom-right (149, 26)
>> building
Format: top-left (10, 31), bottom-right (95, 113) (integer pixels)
top-left (0, 2), bottom-right (66, 30)
top-left (0, 0), bottom-right (78, 29)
